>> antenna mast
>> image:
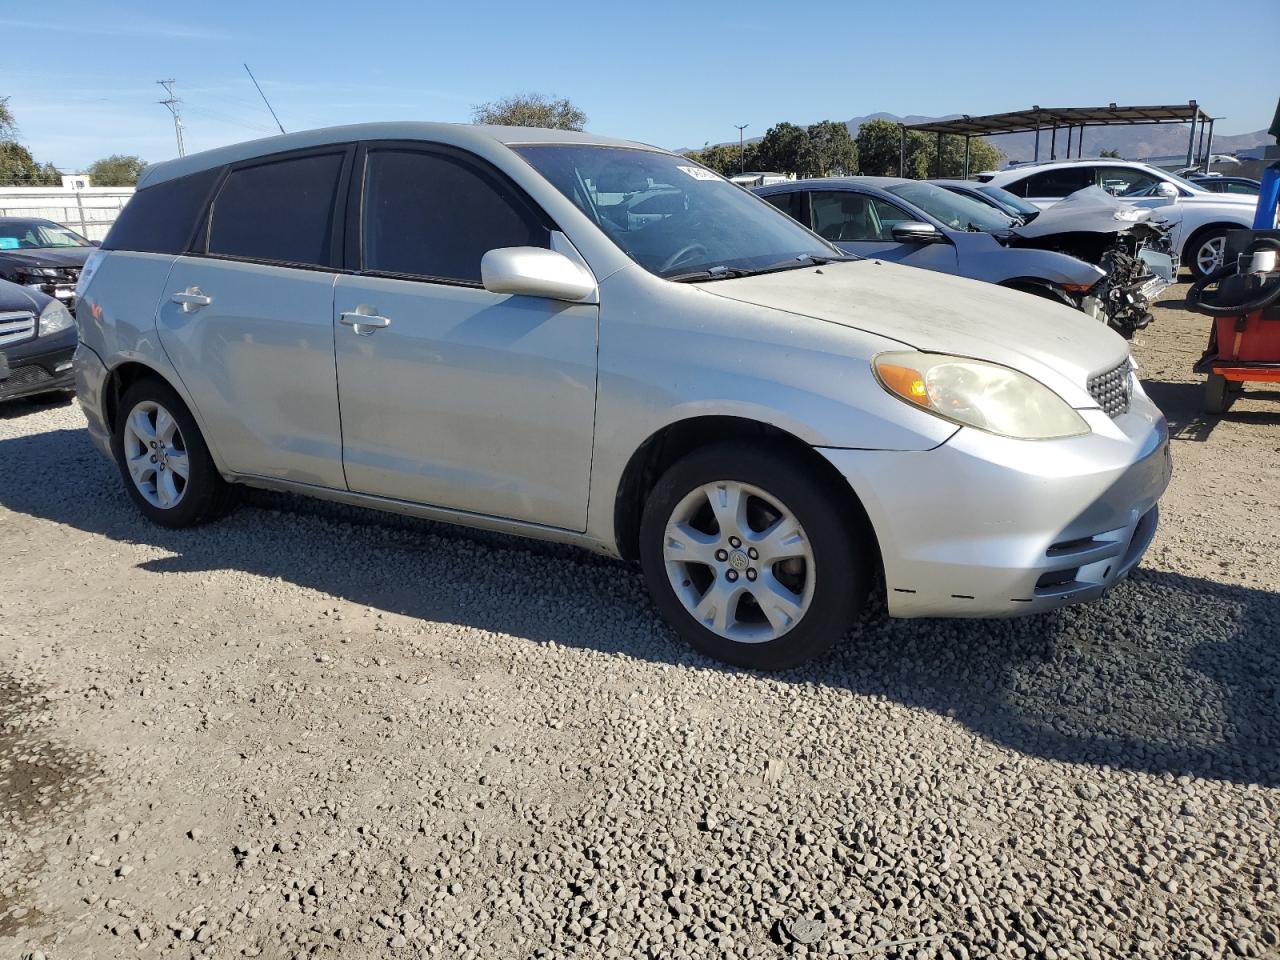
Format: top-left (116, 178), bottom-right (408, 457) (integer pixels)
top-left (244, 64), bottom-right (286, 135)
top-left (157, 79), bottom-right (186, 157)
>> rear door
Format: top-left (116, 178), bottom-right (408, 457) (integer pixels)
top-left (806, 190), bottom-right (958, 272)
top-left (332, 142), bottom-right (598, 530)
top-left (156, 147), bottom-right (352, 488)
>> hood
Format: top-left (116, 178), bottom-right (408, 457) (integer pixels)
top-left (0, 247), bottom-right (93, 269)
top-left (1010, 186), bottom-right (1164, 239)
top-left (0, 277), bottom-right (45, 313)
top-left (698, 259), bottom-right (1129, 406)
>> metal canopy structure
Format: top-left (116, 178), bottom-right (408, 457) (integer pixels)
top-left (900, 101), bottom-right (1217, 179)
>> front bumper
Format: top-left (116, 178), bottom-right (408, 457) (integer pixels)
top-left (819, 387), bottom-right (1171, 618)
top-left (0, 327), bottom-right (77, 401)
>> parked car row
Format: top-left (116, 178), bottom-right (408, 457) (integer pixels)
top-left (974, 158), bottom-right (1261, 279)
top-left (755, 177), bottom-right (1172, 337)
top-left (69, 122), bottom-right (1171, 670)
top-left (0, 216), bottom-right (98, 313)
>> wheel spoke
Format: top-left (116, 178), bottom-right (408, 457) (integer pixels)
top-left (749, 572), bottom-right (806, 634)
top-left (663, 521), bottom-right (718, 565)
top-left (156, 470), bottom-right (179, 507)
top-left (166, 450), bottom-right (190, 480)
top-left (707, 482), bottom-right (749, 539)
top-left (753, 515), bottom-right (807, 563)
top-left (129, 408), bottom-right (156, 443)
top-left (154, 407), bottom-right (178, 445)
top-left (692, 580), bottom-right (745, 634)
top-left (127, 452), bottom-right (154, 483)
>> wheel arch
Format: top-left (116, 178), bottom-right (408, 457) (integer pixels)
top-left (102, 360), bottom-right (174, 432)
top-left (998, 277), bottom-right (1076, 305)
top-left (612, 414), bottom-right (881, 571)
top-left (1180, 221), bottom-right (1240, 265)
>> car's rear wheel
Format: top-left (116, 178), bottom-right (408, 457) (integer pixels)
top-left (112, 377), bottom-right (236, 527)
top-left (1188, 229), bottom-right (1229, 281)
top-left (638, 443), bottom-right (870, 670)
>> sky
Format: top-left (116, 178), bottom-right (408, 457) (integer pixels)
top-left (3, 0), bottom-right (1278, 173)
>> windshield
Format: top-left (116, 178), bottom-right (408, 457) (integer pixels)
top-left (514, 145), bottom-right (838, 279)
top-left (977, 184), bottom-right (1041, 218)
top-left (0, 219), bottom-right (92, 250)
top-left (885, 182), bottom-right (1014, 233)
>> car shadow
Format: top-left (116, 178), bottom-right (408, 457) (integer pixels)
top-left (2, 426), bottom-right (1277, 788)
top-left (1144, 378), bottom-right (1280, 441)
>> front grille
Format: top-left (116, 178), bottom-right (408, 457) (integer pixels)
top-left (0, 311), bottom-right (36, 347)
top-left (1087, 360), bottom-right (1132, 417)
top-left (2, 364), bottom-right (53, 387)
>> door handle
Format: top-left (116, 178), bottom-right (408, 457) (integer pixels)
top-left (340, 310), bottom-right (392, 334)
top-left (171, 287), bottom-right (212, 312)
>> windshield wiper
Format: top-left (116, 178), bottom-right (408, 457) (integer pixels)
top-left (666, 265), bottom-right (755, 283)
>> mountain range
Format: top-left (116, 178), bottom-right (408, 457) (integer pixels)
top-left (687, 112), bottom-right (1269, 164)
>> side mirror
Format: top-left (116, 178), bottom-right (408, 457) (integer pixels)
top-left (89, 239), bottom-right (102, 247)
top-left (481, 247), bottom-right (596, 302)
top-left (1154, 181), bottom-right (1179, 199)
top-left (890, 221), bottom-right (944, 243)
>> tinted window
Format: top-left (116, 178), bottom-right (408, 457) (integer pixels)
top-left (102, 168), bottom-right (220, 254)
top-left (363, 149), bottom-right (548, 283)
top-left (763, 191), bottom-right (804, 223)
top-left (208, 153), bottom-right (345, 266)
top-left (1007, 167), bottom-right (1094, 198)
top-left (1227, 182), bottom-right (1258, 195)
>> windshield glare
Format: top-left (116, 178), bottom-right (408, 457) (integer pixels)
top-left (515, 145), bottom-right (837, 278)
top-left (0, 219), bottom-right (91, 250)
top-left (886, 182), bottom-right (1014, 233)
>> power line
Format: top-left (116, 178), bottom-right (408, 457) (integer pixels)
top-left (157, 79), bottom-right (186, 157)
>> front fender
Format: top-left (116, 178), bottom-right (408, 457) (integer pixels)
top-left (954, 233), bottom-right (1105, 287)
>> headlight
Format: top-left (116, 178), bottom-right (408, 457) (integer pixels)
top-left (873, 352), bottom-right (1089, 440)
top-left (21, 267), bottom-right (61, 281)
top-left (38, 299), bottom-right (75, 337)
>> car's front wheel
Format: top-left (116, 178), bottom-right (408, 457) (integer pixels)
top-left (638, 443), bottom-right (870, 670)
top-left (1188, 229), bottom-right (1229, 281)
top-left (112, 377), bottom-right (236, 527)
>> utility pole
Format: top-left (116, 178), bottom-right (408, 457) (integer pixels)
top-left (157, 79), bottom-right (186, 157)
top-left (734, 124), bottom-right (749, 174)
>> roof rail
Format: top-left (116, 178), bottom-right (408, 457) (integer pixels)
top-left (1001, 156), bottom-right (1120, 170)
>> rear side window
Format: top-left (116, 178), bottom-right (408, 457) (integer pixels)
top-left (102, 167), bottom-right (220, 254)
top-left (1006, 167), bottom-right (1095, 199)
top-left (763, 191), bottom-right (805, 223)
top-left (362, 149), bottom-right (548, 283)
top-left (208, 152), bottom-right (345, 267)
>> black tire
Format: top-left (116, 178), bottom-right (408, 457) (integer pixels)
top-left (1203, 373), bottom-right (1232, 414)
top-left (1186, 228), bottom-right (1229, 282)
top-left (638, 442), bottom-right (871, 670)
top-left (111, 376), bottom-right (236, 527)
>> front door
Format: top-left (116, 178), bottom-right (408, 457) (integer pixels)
top-left (333, 144), bottom-right (598, 531)
top-left (807, 191), bottom-right (958, 272)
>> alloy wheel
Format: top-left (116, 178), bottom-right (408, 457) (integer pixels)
top-left (1196, 235), bottom-right (1226, 276)
top-left (121, 400), bottom-right (190, 509)
top-left (661, 480), bottom-right (815, 644)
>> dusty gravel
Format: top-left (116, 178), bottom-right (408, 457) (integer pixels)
top-left (1, 285), bottom-right (1278, 960)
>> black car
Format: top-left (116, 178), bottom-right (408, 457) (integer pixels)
top-left (1187, 175), bottom-right (1261, 196)
top-left (0, 216), bottom-right (97, 313)
top-left (0, 277), bottom-right (77, 402)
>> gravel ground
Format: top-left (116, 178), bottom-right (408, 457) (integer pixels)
top-left (1, 284), bottom-right (1278, 960)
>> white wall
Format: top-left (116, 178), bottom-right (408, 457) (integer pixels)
top-left (0, 186), bottom-right (135, 242)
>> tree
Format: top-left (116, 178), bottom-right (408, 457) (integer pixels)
top-left (1100, 148), bottom-right (1122, 159)
top-left (0, 142), bottom-right (59, 186)
top-left (856, 118), bottom-right (925, 176)
top-left (86, 154), bottom-right (147, 186)
top-left (0, 96), bottom-right (15, 142)
top-left (803, 120), bottom-right (857, 177)
top-left (471, 93), bottom-right (586, 131)
top-left (754, 122), bottom-right (809, 175)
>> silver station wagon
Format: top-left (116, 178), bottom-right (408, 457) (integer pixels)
top-left (73, 123), bottom-right (1171, 670)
